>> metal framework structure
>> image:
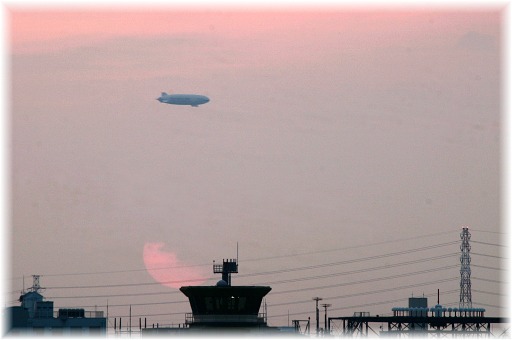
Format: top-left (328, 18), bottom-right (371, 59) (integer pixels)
top-left (460, 227), bottom-right (472, 309)
top-left (25, 275), bottom-right (43, 293)
top-left (325, 230), bottom-right (508, 337)
top-left (292, 319), bottom-right (310, 335)
top-left (328, 315), bottom-right (505, 337)
top-left (212, 259), bottom-right (238, 286)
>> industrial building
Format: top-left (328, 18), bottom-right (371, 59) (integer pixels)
top-left (325, 228), bottom-right (508, 337)
top-left (6, 228), bottom-right (506, 337)
top-left (4, 276), bottom-right (107, 336)
top-left (328, 296), bottom-right (505, 337)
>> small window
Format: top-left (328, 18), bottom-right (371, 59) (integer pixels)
top-left (204, 297), bottom-right (214, 312)
top-left (215, 297), bottom-right (224, 311)
top-left (238, 297), bottom-right (247, 312)
top-left (227, 297), bottom-right (237, 311)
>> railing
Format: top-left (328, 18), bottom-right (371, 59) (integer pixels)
top-left (185, 313), bottom-right (267, 325)
top-left (52, 310), bottom-right (104, 319)
top-left (353, 312), bottom-right (370, 317)
top-left (85, 311), bottom-right (104, 318)
top-left (213, 264), bottom-right (224, 273)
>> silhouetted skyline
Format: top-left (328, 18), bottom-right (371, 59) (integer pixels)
top-left (7, 4), bottom-right (503, 329)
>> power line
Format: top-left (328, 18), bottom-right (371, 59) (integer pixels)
top-left (272, 265), bottom-right (459, 295)
top-left (41, 250), bottom-right (458, 298)
top-left (39, 262), bottom-right (213, 278)
top-left (252, 253), bottom-right (458, 286)
top-left (12, 236), bottom-right (487, 324)
top-left (8, 232), bottom-right (502, 324)
top-left (59, 300), bottom-right (189, 309)
top-left (471, 229), bottom-right (506, 235)
top-left (473, 277), bottom-right (504, 284)
top-left (474, 302), bottom-right (505, 309)
top-left (472, 264), bottom-right (503, 271)
top-left (238, 241), bottom-right (459, 279)
top-left (268, 277), bottom-right (458, 308)
top-left (45, 253), bottom-right (457, 302)
top-left (267, 289), bottom-right (459, 320)
top-left (10, 230), bottom-right (460, 280)
top-left (46, 277), bottom-right (215, 290)
top-left (472, 289), bottom-right (503, 297)
top-left (40, 242), bottom-right (459, 291)
top-left (47, 290), bottom-right (183, 300)
top-left (71, 289), bottom-right (467, 321)
top-left (98, 311), bottom-right (187, 318)
top-left (44, 259), bottom-right (456, 306)
top-left (472, 252), bottom-right (505, 259)
top-left (129, 293), bottom-right (502, 324)
top-left (472, 240), bottom-right (507, 247)
top-left (46, 256), bottom-right (458, 304)
top-left (49, 273), bottom-right (458, 312)
top-left (241, 230), bottom-right (459, 263)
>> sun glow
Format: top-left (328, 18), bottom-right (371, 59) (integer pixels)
top-left (143, 242), bottom-right (208, 289)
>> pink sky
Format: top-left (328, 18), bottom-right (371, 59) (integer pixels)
top-left (143, 242), bottom-right (208, 288)
top-left (8, 6), bottom-right (503, 327)
top-left (8, 9), bottom-right (499, 54)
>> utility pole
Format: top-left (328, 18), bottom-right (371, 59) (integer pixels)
top-left (312, 297), bottom-right (323, 336)
top-left (321, 303), bottom-right (331, 334)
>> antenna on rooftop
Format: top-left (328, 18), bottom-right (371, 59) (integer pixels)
top-left (29, 275), bottom-right (44, 293)
top-left (212, 244), bottom-right (239, 286)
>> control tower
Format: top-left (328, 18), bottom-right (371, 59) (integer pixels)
top-left (179, 257), bottom-right (271, 329)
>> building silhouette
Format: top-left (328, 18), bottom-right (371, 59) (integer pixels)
top-left (5, 276), bottom-right (106, 336)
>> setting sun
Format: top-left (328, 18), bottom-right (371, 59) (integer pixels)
top-left (143, 242), bottom-right (208, 289)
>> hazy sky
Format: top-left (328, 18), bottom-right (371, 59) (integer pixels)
top-left (6, 4), bottom-right (505, 329)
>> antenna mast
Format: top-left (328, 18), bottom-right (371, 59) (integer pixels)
top-left (30, 275), bottom-right (41, 293)
top-left (213, 245), bottom-right (239, 286)
top-left (459, 227), bottom-right (472, 308)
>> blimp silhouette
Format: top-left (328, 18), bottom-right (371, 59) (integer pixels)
top-left (156, 92), bottom-right (210, 107)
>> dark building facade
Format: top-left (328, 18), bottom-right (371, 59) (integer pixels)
top-left (5, 288), bottom-right (106, 336)
top-left (142, 258), bottom-right (295, 336)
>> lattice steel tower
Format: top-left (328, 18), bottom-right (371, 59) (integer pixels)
top-left (459, 227), bottom-right (472, 308)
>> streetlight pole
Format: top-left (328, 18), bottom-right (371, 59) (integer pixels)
top-left (321, 303), bottom-right (331, 335)
top-left (312, 297), bottom-right (323, 336)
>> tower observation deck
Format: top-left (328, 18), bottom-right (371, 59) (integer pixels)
top-left (179, 256), bottom-right (271, 329)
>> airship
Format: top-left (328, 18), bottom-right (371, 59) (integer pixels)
top-left (156, 92), bottom-right (210, 107)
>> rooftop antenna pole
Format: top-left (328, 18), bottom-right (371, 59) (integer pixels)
top-left (459, 226), bottom-right (473, 308)
top-left (321, 303), bottom-right (332, 334)
top-left (31, 275), bottom-right (41, 293)
top-left (313, 297), bottom-right (323, 336)
top-left (213, 247), bottom-right (238, 286)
